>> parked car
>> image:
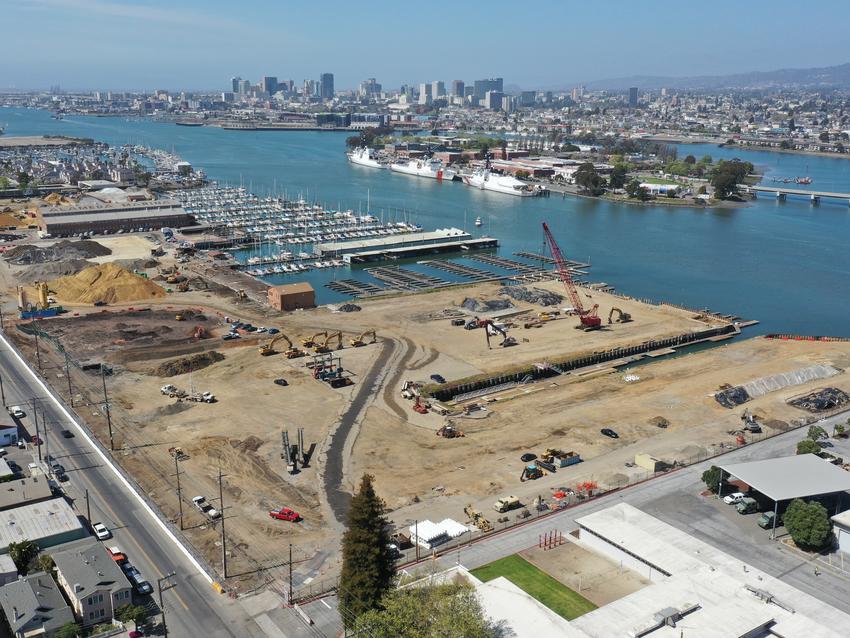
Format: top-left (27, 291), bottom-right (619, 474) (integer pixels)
top-left (430, 374), bottom-right (447, 384)
top-left (520, 453), bottom-right (537, 463)
top-left (8, 406), bottom-right (25, 419)
top-left (735, 497), bottom-right (759, 515)
top-left (269, 507), bottom-right (301, 522)
top-left (16, 439), bottom-right (25, 449)
top-left (107, 546), bottom-right (127, 564)
top-left (723, 492), bottom-right (746, 505)
top-left (267, 328), bottom-right (280, 335)
top-left (600, 428), bottom-right (619, 439)
top-left (51, 463), bottom-right (65, 475)
top-left (758, 511), bottom-right (780, 529)
top-left (222, 332), bottom-right (240, 340)
top-left (122, 565), bottom-right (153, 595)
top-left (92, 522), bottom-right (112, 540)
top-left (61, 429), bottom-right (74, 438)
top-left (273, 378), bottom-right (289, 387)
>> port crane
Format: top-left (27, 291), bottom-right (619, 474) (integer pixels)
top-left (541, 222), bottom-right (601, 331)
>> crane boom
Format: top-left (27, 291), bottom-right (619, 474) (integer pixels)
top-left (541, 222), bottom-right (601, 330)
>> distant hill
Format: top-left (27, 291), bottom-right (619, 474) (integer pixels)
top-left (575, 62), bottom-right (850, 91)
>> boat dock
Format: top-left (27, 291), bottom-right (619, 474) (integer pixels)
top-left (365, 266), bottom-right (449, 290)
top-left (326, 279), bottom-right (385, 296)
top-left (420, 259), bottom-right (494, 281)
top-left (513, 251), bottom-right (590, 273)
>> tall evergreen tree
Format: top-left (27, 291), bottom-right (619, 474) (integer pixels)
top-left (339, 474), bottom-right (395, 629)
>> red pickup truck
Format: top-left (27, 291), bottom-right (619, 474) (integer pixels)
top-left (269, 507), bottom-right (301, 522)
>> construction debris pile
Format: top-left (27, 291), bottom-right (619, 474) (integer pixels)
top-left (499, 286), bottom-right (563, 306)
top-left (5, 239), bottom-right (111, 265)
top-left (715, 364), bottom-right (842, 409)
top-left (49, 262), bottom-right (166, 304)
top-left (16, 258), bottom-right (92, 283)
top-left (153, 351), bottom-right (225, 377)
top-left (789, 387), bottom-right (850, 412)
top-left (337, 303), bottom-right (361, 312)
top-left (714, 386), bottom-right (750, 408)
top-left (461, 297), bottom-right (514, 313)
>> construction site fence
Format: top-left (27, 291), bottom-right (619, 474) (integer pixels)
top-left (430, 324), bottom-right (738, 403)
top-left (1, 327), bottom-right (225, 588)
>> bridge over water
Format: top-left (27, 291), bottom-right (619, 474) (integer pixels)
top-left (744, 185), bottom-right (850, 205)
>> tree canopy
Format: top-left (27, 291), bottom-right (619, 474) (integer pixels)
top-left (701, 465), bottom-right (728, 494)
top-left (574, 162), bottom-right (605, 196)
top-left (8, 540), bottom-right (39, 575)
top-left (783, 498), bottom-right (832, 549)
top-left (339, 474), bottom-right (396, 629)
top-left (796, 439), bottom-right (821, 455)
top-left (710, 159), bottom-right (753, 199)
top-left (55, 622), bottom-right (82, 638)
top-left (354, 583), bottom-right (495, 638)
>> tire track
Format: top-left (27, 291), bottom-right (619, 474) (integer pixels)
top-left (381, 337), bottom-right (418, 421)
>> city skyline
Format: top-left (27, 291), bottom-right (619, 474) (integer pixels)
top-left (3, 0), bottom-right (850, 91)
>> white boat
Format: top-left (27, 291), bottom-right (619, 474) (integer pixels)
top-left (390, 157), bottom-right (455, 181)
top-left (475, 217), bottom-right (482, 226)
top-left (347, 147), bottom-right (388, 169)
top-left (462, 167), bottom-right (542, 197)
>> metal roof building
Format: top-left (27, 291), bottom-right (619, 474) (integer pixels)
top-left (719, 454), bottom-right (850, 502)
top-left (0, 498), bottom-right (87, 552)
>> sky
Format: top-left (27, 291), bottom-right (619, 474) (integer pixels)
top-left (3, 0), bottom-right (850, 91)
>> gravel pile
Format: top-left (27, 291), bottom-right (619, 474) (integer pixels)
top-left (16, 258), bottom-right (92, 283)
top-left (460, 297), bottom-right (513, 313)
top-left (5, 240), bottom-right (111, 265)
top-left (499, 286), bottom-right (563, 306)
top-left (338, 303), bottom-right (361, 312)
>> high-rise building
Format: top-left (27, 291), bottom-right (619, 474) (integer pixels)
top-left (237, 79), bottom-right (251, 95)
top-left (474, 78), bottom-right (503, 99)
top-left (519, 91), bottom-right (536, 107)
top-left (501, 95), bottom-right (516, 114)
top-left (431, 80), bottom-right (445, 98)
top-left (628, 87), bottom-right (639, 107)
top-left (303, 79), bottom-right (316, 97)
top-left (261, 76), bottom-right (278, 95)
top-left (571, 85), bottom-right (584, 102)
top-left (660, 87), bottom-right (668, 97)
top-left (320, 73), bottom-right (334, 99)
top-left (359, 78), bottom-right (382, 97)
top-left (485, 90), bottom-right (504, 111)
top-left (231, 76), bottom-right (241, 93)
top-left (451, 80), bottom-right (465, 98)
top-left (419, 82), bottom-right (432, 105)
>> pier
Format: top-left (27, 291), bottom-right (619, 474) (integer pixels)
top-left (745, 185), bottom-right (850, 204)
top-left (365, 266), bottom-right (449, 290)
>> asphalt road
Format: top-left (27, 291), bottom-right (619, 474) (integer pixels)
top-left (0, 334), bottom-right (253, 637)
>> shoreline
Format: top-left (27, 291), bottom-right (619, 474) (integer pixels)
top-left (646, 135), bottom-right (850, 161)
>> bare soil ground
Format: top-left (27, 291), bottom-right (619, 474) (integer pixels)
top-left (520, 540), bottom-right (650, 607)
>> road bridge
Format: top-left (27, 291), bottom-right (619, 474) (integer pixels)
top-left (745, 185), bottom-right (850, 205)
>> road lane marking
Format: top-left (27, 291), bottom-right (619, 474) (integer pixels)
top-left (321, 599), bottom-right (331, 609)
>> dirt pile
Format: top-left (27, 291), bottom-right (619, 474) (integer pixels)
top-left (49, 262), bottom-right (166, 304)
top-left (461, 297), bottom-right (513, 313)
top-left (17, 258), bottom-right (92, 283)
top-left (6, 239), bottom-right (112, 265)
top-left (499, 286), bottom-right (563, 306)
top-left (152, 351), bottom-right (225, 377)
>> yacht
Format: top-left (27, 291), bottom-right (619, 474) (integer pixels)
top-left (475, 217), bottom-right (482, 227)
top-left (390, 157), bottom-right (455, 181)
top-left (347, 147), bottom-right (388, 169)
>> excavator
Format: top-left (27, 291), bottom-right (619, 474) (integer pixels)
top-left (314, 331), bottom-right (343, 353)
top-left (301, 331), bottom-right (326, 348)
top-left (608, 307), bottom-right (632, 324)
top-left (260, 332), bottom-right (307, 358)
top-left (349, 330), bottom-right (377, 347)
top-left (471, 317), bottom-right (517, 349)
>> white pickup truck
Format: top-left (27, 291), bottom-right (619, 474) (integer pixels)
top-left (192, 495), bottom-right (220, 519)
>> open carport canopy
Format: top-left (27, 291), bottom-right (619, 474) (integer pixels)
top-left (720, 454), bottom-right (850, 502)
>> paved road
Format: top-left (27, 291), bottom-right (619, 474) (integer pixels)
top-left (0, 334), bottom-right (253, 637)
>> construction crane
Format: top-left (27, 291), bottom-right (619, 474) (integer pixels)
top-left (315, 330), bottom-right (342, 353)
top-left (608, 307), bottom-right (632, 324)
top-left (349, 330), bottom-right (377, 347)
top-left (302, 331), bottom-right (326, 348)
top-left (260, 333), bottom-right (306, 358)
top-left (541, 222), bottom-right (601, 331)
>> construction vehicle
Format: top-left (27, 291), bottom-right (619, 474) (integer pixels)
top-left (413, 396), bottom-right (429, 414)
top-left (315, 331), bottom-right (343, 353)
top-left (34, 281), bottom-right (50, 310)
top-left (187, 391), bottom-right (216, 403)
top-left (401, 380), bottom-right (420, 400)
top-left (175, 313), bottom-right (185, 321)
top-left (192, 325), bottom-right (207, 340)
top-left (236, 289), bottom-right (247, 300)
top-left (160, 384), bottom-right (187, 399)
top-left (349, 330), bottom-right (377, 347)
top-left (608, 307), bottom-right (632, 324)
top-left (521, 465), bottom-right (543, 481)
top-left (259, 333), bottom-right (306, 358)
top-left (177, 282), bottom-right (190, 292)
top-left (493, 495), bottom-right (521, 513)
top-left (166, 273), bottom-right (185, 284)
top-left (302, 331), bottom-right (326, 348)
top-left (470, 317), bottom-right (514, 349)
top-left (168, 447), bottom-right (189, 461)
top-left (464, 505), bottom-right (493, 532)
top-left (538, 310), bottom-right (560, 321)
top-left (436, 423), bottom-right (465, 438)
top-left (542, 222), bottom-right (601, 331)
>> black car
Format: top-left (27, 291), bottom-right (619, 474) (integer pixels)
top-left (51, 463), bottom-right (65, 475)
top-left (430, 374), bottom-right (447, 384)
top-left (273, 378), bottom-right (289, 387)
top-left (61, 429), bottom-right (74, 438)
top-left (520, 453), bottom-right (537, 463)
top-left (601, 428), bottom-right (619, 439)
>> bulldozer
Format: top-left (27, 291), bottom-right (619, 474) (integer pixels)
top-left (301, 331), bottom-right (326, 348)
top-left (608, 307), bottom-right (632, 324)
top-left (315, 331), bottom-right (342, 353)
top-left (349, 330), bottom-right (377, 347)
top-left (464, 505), bottom-right (493, 532)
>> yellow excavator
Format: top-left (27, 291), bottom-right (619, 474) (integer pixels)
top-left (349, 330), bottom-right (377, 347)
top-left (315, 330), bottom-right (343, 353)
top-left (608, 307), bottom-right (633, 324)
top-left (301, 331), bottom-right (326, 348)
top-left (260, 332), bottom-right (306, 358)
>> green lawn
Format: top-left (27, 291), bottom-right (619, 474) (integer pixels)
top-left (470, 554), bottom-right (597, 620)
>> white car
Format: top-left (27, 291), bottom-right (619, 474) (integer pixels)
top-left (723, 492), bottom-right (746, 505)
top-left (92, 522), bottom-right (112, 540)
top-left (8, 406), bottom-right (25, 419)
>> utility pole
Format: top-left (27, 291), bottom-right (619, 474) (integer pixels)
top-left (0, 371), bottom-right (5, 408)
top-left (64, 352), bottom-right (73, 406)
top-left (100, 365), bottom-right (113, 451)
top-left (174, 454), bottom-right (183, 530)
top-left (34, 332), bottom-right (42, 371)
top-left (157, 571), bottom-right (176, 638)
top-left (218, 465), bottom-right (227, 579)
top-left (32, 399), bottom-right (41, 462)
top-left (288, 543), bottom-right (293, 605)
top-left (42, 409), bottom-right (49, 466)
top-left (85, 489), bottom-right (91, 525)
top-left (0, 305), bottom-right (5, 331)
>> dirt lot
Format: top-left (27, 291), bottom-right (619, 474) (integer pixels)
top-left (520, 540), bottom-right (650, 607)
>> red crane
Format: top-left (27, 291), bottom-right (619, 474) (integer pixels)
top-left (541, 222), bottom-right (601, 330)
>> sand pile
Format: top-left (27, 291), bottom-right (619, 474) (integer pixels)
top-left (50, 262), bottom-right (166, 304)
top-left (0, 213), bottom-right (24, 227)
top-left (6, 239), bottom-right (111, 265)
top-left (152, 351), bottom-right (225, 377)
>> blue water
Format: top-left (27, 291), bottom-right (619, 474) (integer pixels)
top-left (4, 107), bottom-right (850, 336)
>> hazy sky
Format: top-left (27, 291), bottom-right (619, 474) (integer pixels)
top-left (3, 0), bottom-right (850, 91)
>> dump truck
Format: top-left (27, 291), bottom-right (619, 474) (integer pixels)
top-left (493, 495), bottom-right (521, 513)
